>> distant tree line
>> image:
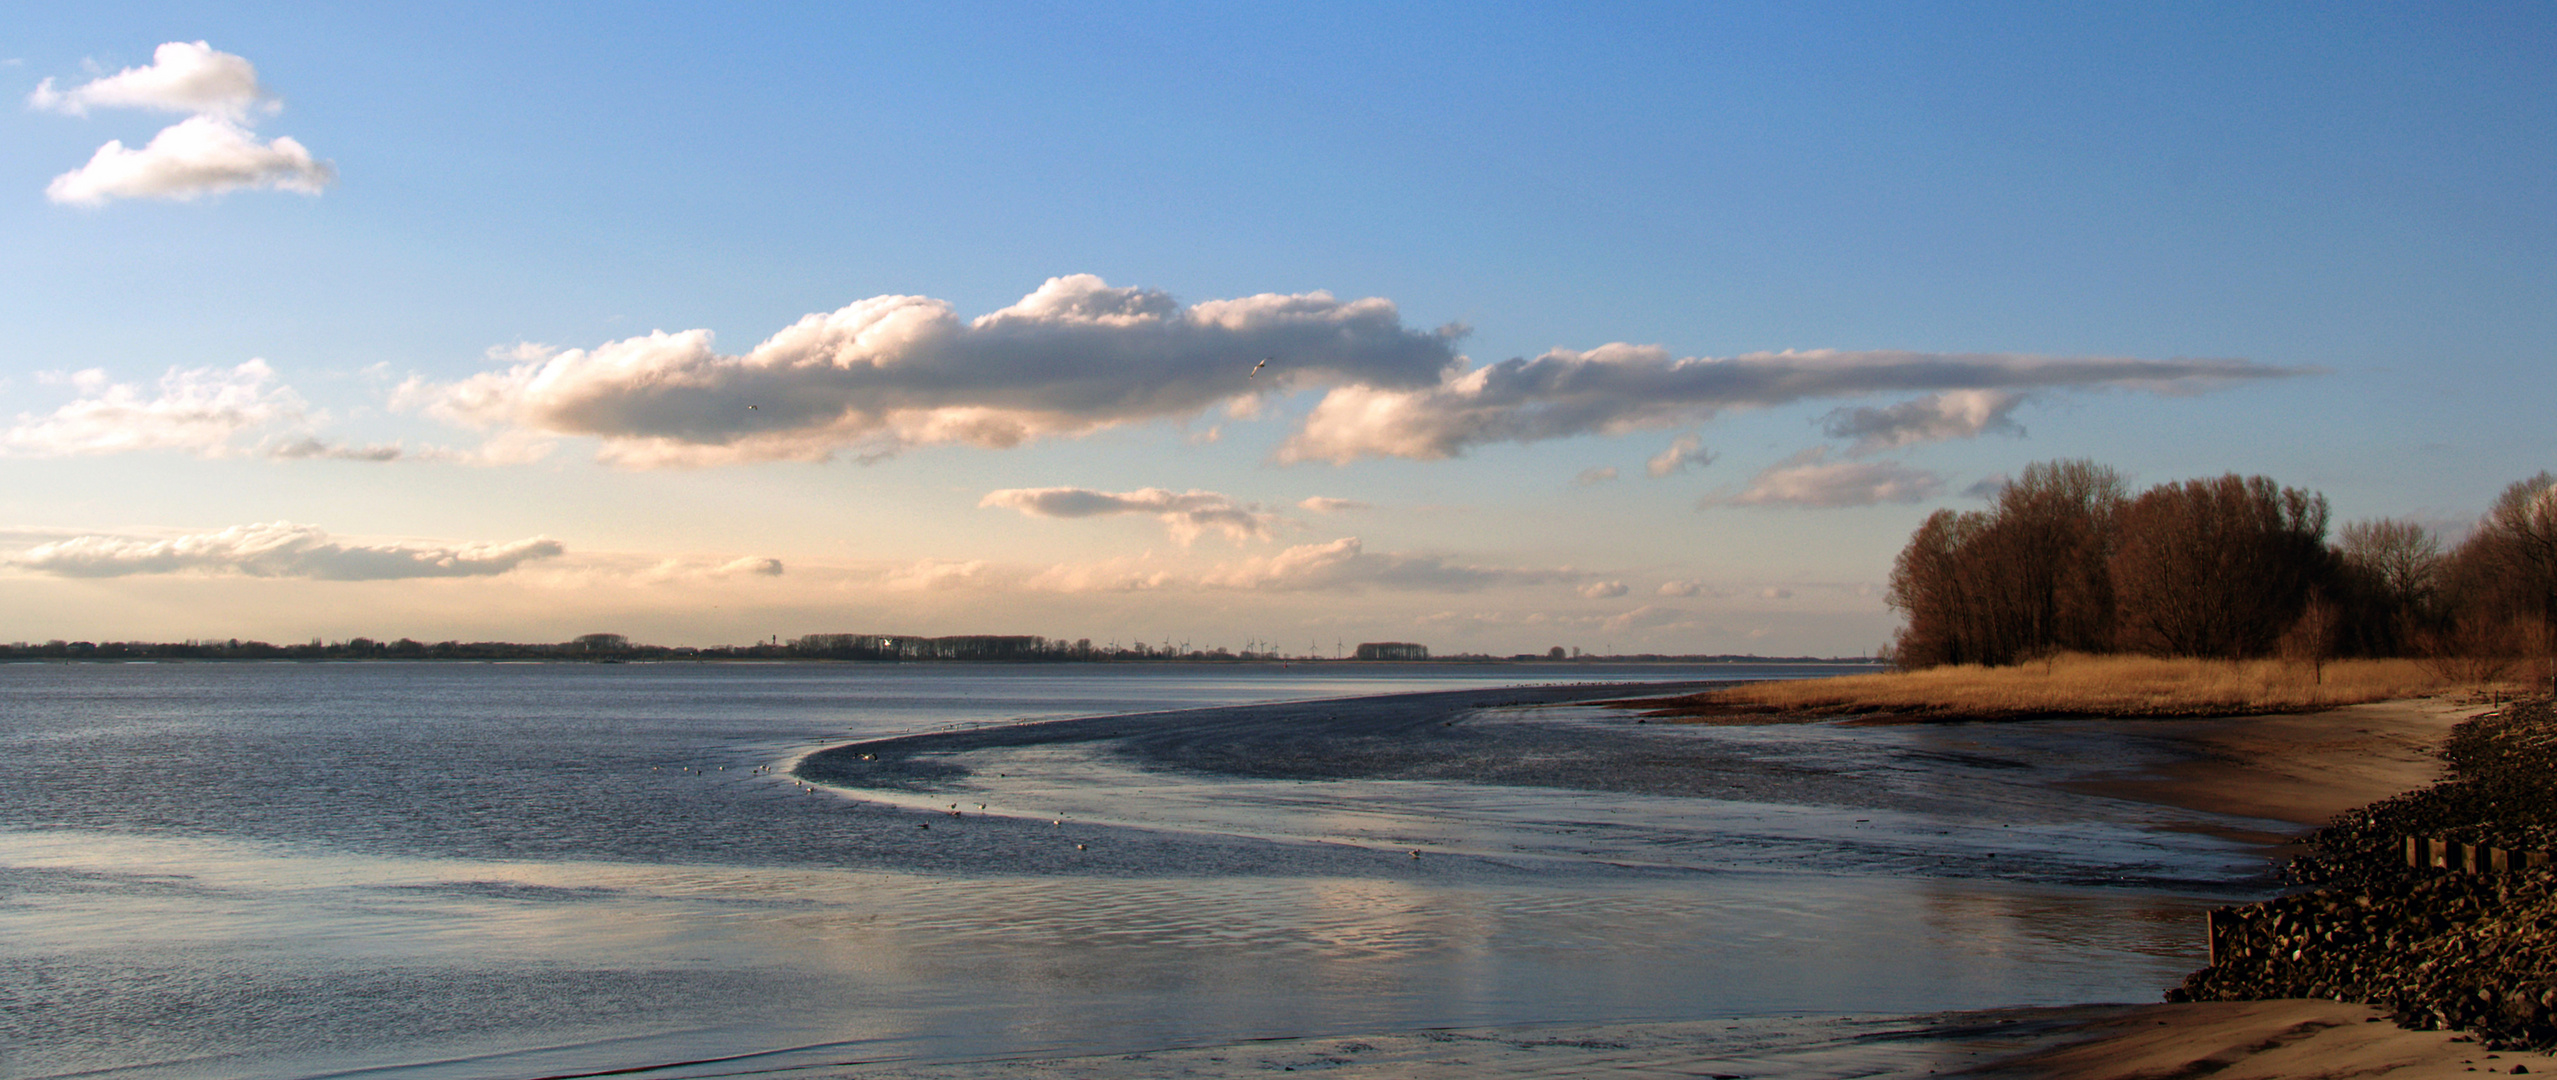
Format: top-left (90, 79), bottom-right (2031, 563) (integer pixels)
top-left (0, 632), bottom-right (1305, 663)
top-left (1886, 461), bottom-right (2557, 673)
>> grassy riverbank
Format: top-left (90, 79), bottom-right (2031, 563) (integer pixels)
top-left (1626, 654), bottom-right (2499, 722)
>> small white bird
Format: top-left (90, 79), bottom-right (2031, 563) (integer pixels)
top-left (1248, 357), bottom-right (1270, 379)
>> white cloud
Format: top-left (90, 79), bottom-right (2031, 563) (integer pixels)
top-left (1760, 586), bottom-right (1795, 600)
top-left (33, 43), bottom-right (331, 206)
top-left (1200, 536), bottom-right (1567, 593)
top-left (1298, 496), bottom-right (1370, 514)
top-left (4, 361), bottom-right (306, 457)
top-left (1276, 344), bottom-right (2296, 464)
top-left (1818, 389), bottom-right (2025, 456)
top-left (27, 42), bottom-right (270, 120)
top-left (1657, 580), bottom-right (1708, 597)
top-left (15, 522), bottom-right (563, 580)
top-left (1645, 433), bottom-right (1714, 477)
top-left (714, 556), bottom-right (785, 577)
top-left (46, 114), bottom-right (333, 205)
top-left (981, 486), bottom-right (1280, 544)
top-left (1724, 448), bottom-right (1945, 508)
top-left (401, 275), bottom-right (1459, 467)
top-left (1573, 466), bottom-right (1619, 486)
top-left (1579, 580), bottom-right (1629, 599)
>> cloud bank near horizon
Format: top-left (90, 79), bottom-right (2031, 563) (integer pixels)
top-left (14, 522), bottom-right (563, 580)
top-left (32, 41), bottom-right (333, 205)
top-left (400, 276), bottom-right (2303, 469)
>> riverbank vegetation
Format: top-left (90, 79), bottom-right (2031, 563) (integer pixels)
top-left (1659, 653), bottom-right (2462, 721)
top-left (1886, 462), bottom-right (2556, 679)
top-left (1635, 462), bottom-right (2553, 720)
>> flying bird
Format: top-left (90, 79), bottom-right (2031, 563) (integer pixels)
top-left (1248, 357), bottom-right (1270, 379)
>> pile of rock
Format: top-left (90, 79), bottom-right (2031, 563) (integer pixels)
top-left (2169, 699), bottom-right (2557, 1050)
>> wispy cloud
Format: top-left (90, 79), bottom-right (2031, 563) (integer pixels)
top-left (5, 361), bottom-right (303, 457)
top-left (33, 42), bottom-right (332, 206)
top-left (402, 275), bottom-right (1459, 467)
top-left (1200, 536), bottom-right (1569, 593)
top-left (14, 522), bottom-right (562, 580)
top-left (1298, 496), bottom-right (1370, 514)
top-left (1723, 447), bottom-right (1944, 508)
top-left (1579, 580), bottom-right (1629, 599)
top-left (267, 436), bottom-right (407, 462)
top-left (1573, 466), bottom-right (1619, 486)
top-left (1645, 433), bottom-right (1714, 477)
top-left (1818, 389), bottom-right (2025, 456)
top-left (981, 486), bottom-right (1281, 544)
top-left (1277, 344), bottom-right (2297, 464)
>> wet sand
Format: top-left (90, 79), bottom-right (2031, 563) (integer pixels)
top-left (793, 688), bottom-right (2510, 1079)
top-left (2053, 697), bottom-right (2477, 852)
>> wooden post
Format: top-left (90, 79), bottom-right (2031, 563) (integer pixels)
top-left (2207, 908), bottom-right (2223, 967)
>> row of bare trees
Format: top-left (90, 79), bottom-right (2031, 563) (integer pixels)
top-left (1886, 461), bottom-right (2557, 670)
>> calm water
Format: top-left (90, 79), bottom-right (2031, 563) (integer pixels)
top-left (0, 662), bottom-right (2273, 1080)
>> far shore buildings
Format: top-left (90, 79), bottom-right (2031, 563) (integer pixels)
top-left (1353, 642), bottom-right (1430, 661)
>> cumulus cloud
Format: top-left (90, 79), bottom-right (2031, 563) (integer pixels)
top-left (1579, 580), bottom-right (1629, 599)
top-left (1759, 586), bottom-right (1795, 600)
top-left (401, 275), bottom-right (1459, 467)
top-left (1724, 448), bottom-right (1945, 508)
top-left (28, 41), bottom-right (270, 119)
top-left (1200, 536), bottom-right (1566, 593)
top-left (1645, 433), bottom-right (1714, 477)
top-left (5, 361), bottom-right (306, 457)
top-left (15, 522), bottom-right (562, 580)
top-left (714, 556), bottom-right (784, 577)
top-left (981, 485), bottom-right (1280, 544)
top-left (1573, 466), bottom-right (1619, 486)
top-left (31, 41), bottom-right (331, 206)
top-left (1819, 389), bottom-right (2025, 456)
top-left (1298, 496), bottom-right (1370, 514)
top-left (1657, 580), bottom-right (1708, 598)
top-left (46, 115), bottom-right (333, 206)
top-left (1276, 344), bottom-right (2295, 464)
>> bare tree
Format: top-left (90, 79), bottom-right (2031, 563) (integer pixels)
top-left (2111, 474), bottom-right (2334, 658)
top-left (1885, 460), bottom-right (2125, 668)
top-left (2334, 517), bottom-right (2444, 656)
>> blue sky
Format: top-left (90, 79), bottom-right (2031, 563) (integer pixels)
top-left (2, 3), bottom-right (2550, 655)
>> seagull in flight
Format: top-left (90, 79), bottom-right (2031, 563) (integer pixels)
top-left (1248, 356), bottom-right (1270, 379)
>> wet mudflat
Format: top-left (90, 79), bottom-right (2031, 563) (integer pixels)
top-left (0, 662), bottom-right (2269, 1080)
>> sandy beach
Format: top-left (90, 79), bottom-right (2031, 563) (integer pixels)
top-left (785, 688), bottom-right (2529, 1079)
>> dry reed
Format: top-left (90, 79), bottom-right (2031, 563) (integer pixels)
top-left (1663, 654), bottom-right (2496, 720)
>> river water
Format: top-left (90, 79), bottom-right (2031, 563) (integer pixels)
top-left (0, 662), bottom-right (2280, 1080)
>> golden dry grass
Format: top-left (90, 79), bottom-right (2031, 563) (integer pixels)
top-left (1664, 654), bottom-right (2497, 720)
